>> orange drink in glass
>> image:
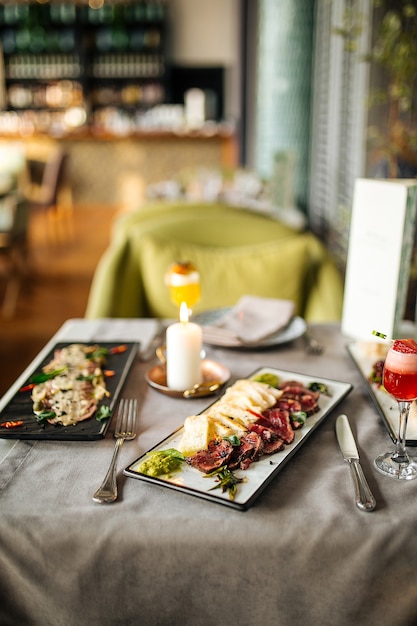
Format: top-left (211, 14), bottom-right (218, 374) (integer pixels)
top-left (165, 261), bottom-right (201, 313)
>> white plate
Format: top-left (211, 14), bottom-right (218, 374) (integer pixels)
top-left (124, 366), bottom-right (352, 510)
top-left (193, 309), bottom-right (307, 348)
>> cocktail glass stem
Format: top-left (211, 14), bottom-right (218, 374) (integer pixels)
top-left (375, 399), bottom-right (417, 479)
top-left (393, 400), bottom-right (411, 464)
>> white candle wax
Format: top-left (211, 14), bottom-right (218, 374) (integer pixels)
top-left (166, 320), bottom-right (203, 391)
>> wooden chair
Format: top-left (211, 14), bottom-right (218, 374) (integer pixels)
top-left (25, 149), bottom-right (73, 243)
top-left (0, 195), bottom-right (29, 318)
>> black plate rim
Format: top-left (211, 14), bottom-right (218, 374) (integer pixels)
top-left (0, 341), bottom-right (139, 441)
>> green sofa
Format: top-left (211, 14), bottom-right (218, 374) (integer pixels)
top-left (85, 201), bottom-right (344, 322)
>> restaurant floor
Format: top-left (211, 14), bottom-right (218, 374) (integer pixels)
top-left (0, 204), bottom-right (118, 397)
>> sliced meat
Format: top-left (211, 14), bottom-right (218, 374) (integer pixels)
top-left (228, 431), bottom-right (264, 470)
top-left (259, 408), bottom-right (295, 444)
top-left (280, 385), bottom-right (320, 416)
top-left (186, 438), bottom-right (233, 473)
top-left (275, 398), bottom-right (302, 413)
top-left (274, 398), bottom-right (305, 429)
top-left (263, 437), bottom-right (286, 455)
top-left (248, 423), bottom-right (285, 454)
top-left (284, 392), bottom-right (319, 416)
top-left (278, 380), bottom-right (306, 390)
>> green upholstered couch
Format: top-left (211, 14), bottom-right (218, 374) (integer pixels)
top-left (85, 201), bottom-right (344, 322)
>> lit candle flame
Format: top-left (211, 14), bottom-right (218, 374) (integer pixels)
top-left (179, 302), bottom-right (189, 323)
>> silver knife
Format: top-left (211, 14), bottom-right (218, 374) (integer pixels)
top-left (335, 414), bottom-right (376, 512)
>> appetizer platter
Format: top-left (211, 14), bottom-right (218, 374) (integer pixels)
top-left (0, 342), bottom-right (138, 440)
top-left (124, 366), bottom-right (352, 510)
top-left (348, 342), bottom-right (417, 445)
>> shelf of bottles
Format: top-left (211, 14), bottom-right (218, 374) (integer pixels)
top-left (0, 1), bottom-right (168, 136)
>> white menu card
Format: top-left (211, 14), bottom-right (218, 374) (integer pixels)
top-left (342, 178), bottom-right (417, 341)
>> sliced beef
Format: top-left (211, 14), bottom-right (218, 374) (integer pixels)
top-left (263, 437), bottom-right (286, 455)
top-left (249, 423), bottom-right (285, 454)
top-left (259, 408), bottom-right (295, 444)
top-left (186, 378), bottom-right (323, 474)
top-left (228, 432), bottom-right (264, 470)
top-left (274, 398), bottom-right (305, 430)
top-left (279, 384), bottom-right (320, 416)
top-left (186, 438), bottom-right (233, 473)
top-left (275, 398), bottom-right (302, 413)
top-left (278, 380), bottom-right (305, 390)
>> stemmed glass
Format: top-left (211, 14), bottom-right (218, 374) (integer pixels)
top-left (375, 338), bottom-right (417, 480)
top-left (165, 261), bottom-right (201, 318)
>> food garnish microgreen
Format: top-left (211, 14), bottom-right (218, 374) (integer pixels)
top-left (308, 381), bottom-right (331, 396)
top-left (223, 434), bottom-right (241, 446)
top-left (30, 367), bottom-right (67, 384)
top-left (34, 411), bottom-right (56, 423)
top-left (205, 466), bottom-right (247, 500)
top-left (96, 405), bottom-right (112, 421)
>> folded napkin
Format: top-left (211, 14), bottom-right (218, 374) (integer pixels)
top-left (203, 296), bottom-right (295, 345)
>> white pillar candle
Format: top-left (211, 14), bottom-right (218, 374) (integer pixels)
top-left (166, 304), bottom-right (203, 391)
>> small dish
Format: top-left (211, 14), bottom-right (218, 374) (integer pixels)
top-left (145, 359), bottom-right (231, 398)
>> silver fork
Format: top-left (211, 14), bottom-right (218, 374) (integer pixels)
top-left (92, 399), bottom-right (138, 504)
top-left (304, 330), bottom-right (324, 355)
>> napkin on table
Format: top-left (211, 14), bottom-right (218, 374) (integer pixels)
top-left (202, 295), bottom-right (295, 345)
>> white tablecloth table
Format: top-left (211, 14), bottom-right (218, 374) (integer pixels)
top-left (1, 319), bottom-right (417, 626)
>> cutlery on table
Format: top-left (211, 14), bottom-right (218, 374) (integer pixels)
top-left (138, 320), bottom-right (166, 362)
top-left (303, 330), bottom-right (324, 355)
top-left (335, 414), bottom-right (376, 512)
top-left (93, 398), bottom-right (138, 504)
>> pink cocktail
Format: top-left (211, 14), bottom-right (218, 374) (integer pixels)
top-left (375, 338), bottom-right (417, 479)
top-left (383, 339), bottom-right (417, 401)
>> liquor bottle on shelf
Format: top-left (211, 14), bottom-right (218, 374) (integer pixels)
top-left (0, 0), bottom-right (168, 130)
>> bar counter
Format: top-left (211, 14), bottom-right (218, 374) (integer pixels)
top-left (0, 126), bottom-right (238, 207)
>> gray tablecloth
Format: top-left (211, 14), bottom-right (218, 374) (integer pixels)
top-left (1, 319), bottom-right (417, 626)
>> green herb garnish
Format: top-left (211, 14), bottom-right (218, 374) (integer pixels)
top-left (308, 381), bottom-right (331, 396)
top-left (30, 367), bottom-right (67, 384)
top-left (223, 434), bottom-right (241, 446)
top-left (291, 411), bottom-right (307, 426)
top-left (34, 411), bottom-right (56, 423)
top-left (88, 347), bottom-right (109, 360)
top-left (205, 466), bottom-right (247, 500)
top-left (96, 405), bottom-right (112, 421)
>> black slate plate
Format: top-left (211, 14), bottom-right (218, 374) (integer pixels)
top-left (0, 342), bottom-right (138, 440)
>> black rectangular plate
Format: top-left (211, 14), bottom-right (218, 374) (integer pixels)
top-left (124, 366), bottom-right (352, 511)
top-left (0, 342), bottom-right (138, 440)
